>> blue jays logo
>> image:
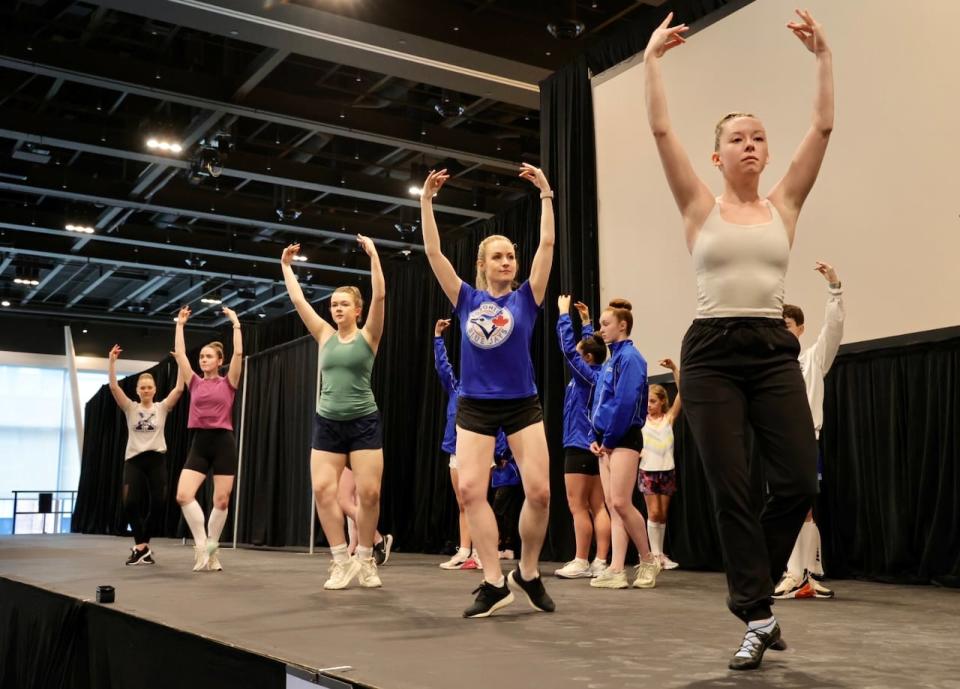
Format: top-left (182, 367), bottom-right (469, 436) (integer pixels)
top-left (467, 302), bottom-right (514, 349)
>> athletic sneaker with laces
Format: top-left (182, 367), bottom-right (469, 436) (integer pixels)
top-left (440, 549), bottom-right (470, 570)
top-left (590, 567), bottom-right (629, 589)
top-left (463, 580), bottom-right (514, 618)
top-left (373, 534), bottom-right (394, 566)
top-left (507, 570), bottom-right (555, 612)
top-left (192, 546), bottom-right (209, 572)
top-left (659, 554), bottom-right (679, 570)
top-left (589, 558), bottom-right (607, 577)
top-left (460, 557), bottom-right (480, 570)
top-left (554, 558), bottom-right (592, 579)
top-left (358, 557), bottom-right (382, 588)
top-left (729, 620), bottom-right (782, 671)
top-left (773, 573), bottom-right (815, 599)
top-left (324, 557), bottom-right (362, 590)
top-left (205, 542), bottom-right (222, 571)
top-left (809, 577), bottom-right (835, 598)
top-left (633, 556), bottom-right (662, 589)
top-left (125, 547), bottom-right (154, 566)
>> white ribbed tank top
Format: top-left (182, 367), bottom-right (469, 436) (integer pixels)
top-left (691, 199), bottom-right (790, 319)
top-left (640, 416), bottom-right (675, 472)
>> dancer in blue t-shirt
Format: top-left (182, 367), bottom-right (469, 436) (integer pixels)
top-left (420, 164), bottom-right (555, 618)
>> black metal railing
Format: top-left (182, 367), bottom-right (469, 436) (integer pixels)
top-left (10, 490), bottom-right (77, 535)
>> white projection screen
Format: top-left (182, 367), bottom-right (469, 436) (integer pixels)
top-left (592, 0), bottom-right (960, 365)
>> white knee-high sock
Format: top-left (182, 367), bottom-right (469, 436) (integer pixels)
top-left (807, 521), bottom-right (824, 576)
top-left (181, 500), bottom-right (207, 548)
top-left (647, 521), bottom-right (665, 556)
top-left (207, 507), bottom-right (228, 545)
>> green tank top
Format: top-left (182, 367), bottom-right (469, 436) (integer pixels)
top-left (317, 333), bottom-right (378, 420)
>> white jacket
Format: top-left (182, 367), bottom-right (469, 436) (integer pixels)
top-left (798, 285), bottom-right (844, 437)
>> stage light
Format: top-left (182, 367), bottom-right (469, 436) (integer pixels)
top-left (257, 311), bottom-right (267, 319)
top-left (65, 223), bottom-right (95, 234)
top-left (293, 255), bottom-right (307, 262)
top-left (201, 296), bottom-right (222, 305)
top-left (1, 300), bottom-right (10, 307)
top-left (408, 185), bottom-right (421, 196)
top-left (146, 137), bottom-right (183, 155)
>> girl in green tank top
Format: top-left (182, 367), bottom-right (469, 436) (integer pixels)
top-left (281, 234), bottom-right (389, 591)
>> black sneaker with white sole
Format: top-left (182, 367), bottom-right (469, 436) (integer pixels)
top-left (507, 569), bottom-right (555, 613)
top-left (373, 534), bottom-right (394, 566)
top-left (125, 547), bottom-right (154, 566)
top-left (463, 580), bottom-right (514, 618)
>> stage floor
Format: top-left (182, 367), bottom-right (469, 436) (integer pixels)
top-left (1, 534), bottom-right (956, 689)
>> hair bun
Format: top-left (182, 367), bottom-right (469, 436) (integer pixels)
top-left (608, 298), bottom-right (632, 311)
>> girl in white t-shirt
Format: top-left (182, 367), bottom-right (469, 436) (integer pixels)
top-left (108, 344), bottom-right (183, 566)
top-left (640, 359), bottom-right (682, 570)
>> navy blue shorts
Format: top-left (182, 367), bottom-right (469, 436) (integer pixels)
top-left (311, 411), bottom-right (382, 454)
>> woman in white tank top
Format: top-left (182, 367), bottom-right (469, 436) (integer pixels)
top-left (643, 9), bottom-right (834, 672)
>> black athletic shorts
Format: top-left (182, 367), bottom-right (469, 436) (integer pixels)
top-left (596, 425), bottom-right (644, 454)
top-left (184, 429), bottom-right (237, 475)
top-left (456, 395), bottom-right (543, 437)
top-left (564, 447), bottom-right (599, 475)
top-left (312, 411), bottom-right (383, 454)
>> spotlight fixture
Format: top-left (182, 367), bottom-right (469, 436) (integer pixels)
top-left (1, 299), bottom-right (10, 307)
top-left (257, 311), bottom-right (267, 319)
top-left (434, 91), bottom-right (466, 118)
top-left (394, 221), bottom-right (419, 236)
top-left (146, 137), bottom-right (183, 154)
top-left (293, 255), bottom-right (308, 262)
top-left (547, 16), bottom-right (585, 40)
top-left (201, 295), bottom-right (223, 305)
top-left (408, 185), bottom-right (422, 196)
top-left (237, 288), bottom-right (257, 301)
top-left (184, 256), bottom-right (207, 269)
top-left (275, 204), bottom-right (303, 222)
top-left (13, 264), bottom-right (40, 286)
top-left (65, 223), bottom-right (95, 234)
top-left (126, 302), bottom-right (147, 313)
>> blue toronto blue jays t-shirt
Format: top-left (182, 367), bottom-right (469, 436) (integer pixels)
top-left (455, 280), bottom-right (540, 399)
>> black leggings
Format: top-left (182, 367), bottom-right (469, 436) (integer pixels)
top-left (680, 318), bottom-right (818, 622)
top-left (123, 451), bottom-right (168, 545)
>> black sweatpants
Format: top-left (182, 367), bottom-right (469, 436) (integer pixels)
top-left (680, 317), bottom-right (818, 622)
top-left (123, 451), bottom-right (168, 545)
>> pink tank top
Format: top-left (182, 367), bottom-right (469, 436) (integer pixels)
top-left (188, 374), bottom-right (236, 430)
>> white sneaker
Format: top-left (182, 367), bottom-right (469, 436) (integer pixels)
top-left (589, 558), bottom-right (607, 577)
top-left (192, 546), bottom-right (209, 572)
top-left (440, 549), bottom-right (470, 570)
top-left (773, 572), bottom-right (804, 598)
top-left (633, 556), bottom-right (662, 589)
top-left (659, 554), bottom-right (679, 570)
top-left (324, 557), bottom-right (361, 590)
top-left (357, 557), bottom-right (382, 588)
top-left (206, 542), bottom-right (222, 571)
top-left (590, 568), bottom-right (629, 589)
top-left (554, 559), bottom-right (592, 579)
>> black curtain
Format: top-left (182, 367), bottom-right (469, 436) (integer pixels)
top-left (234, 335), bottom-right (317, 548)
top-left (819, 336), bottom-right (960, 586)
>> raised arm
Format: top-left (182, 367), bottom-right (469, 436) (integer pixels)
top-left (281, 243), bottom-right (334, 344)
top-left (659, 357), bottom-right (683, 424)
top-left (768, 9), bottom-right (834, 227)
top-left (107, 344), bottom-right (132, 410)
top-left (419, 170), bottom-right (463, 306)
top-left (432, 319), bottom-right (458, 395)
top-left (173, 306), bottom-right (195, 388)
top-left (573, 300), bottom-right (593, 337)
top-left (519, 163), bottom-right (554, 304)
top-left (810, 261), bottom-right (845, 375)
top-left (556, 296), bottom-right (598, 385)
top-left (644, 13), bottom-right (714, 247)
top-left (160, 364), bottom-right (185, 410)
top-left (357, 234), bottom-right (385, 349)
top-left (222, 307), bottom-right (243, 389)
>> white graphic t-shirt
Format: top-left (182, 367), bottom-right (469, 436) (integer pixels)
top-left (123, 400), bottom-right (168, 459)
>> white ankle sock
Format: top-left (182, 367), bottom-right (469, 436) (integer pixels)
top-left (207, 507), bottom-right (228, 545)
top-left (647, 521), bottom-right (665, 556)
top-left (180, 501), bottom-right (207, 548)
top-left (357, 545), bottom-right (373, 561)
top-left (807, 521), bottom-right (824, 576)
top-left (330, 543), bottom-right (349, 564)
